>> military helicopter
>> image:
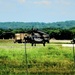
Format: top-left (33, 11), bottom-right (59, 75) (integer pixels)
top-left (24, 29), bottom-right (50, 46)
top-left (71, 38), bottom-right (75, 44)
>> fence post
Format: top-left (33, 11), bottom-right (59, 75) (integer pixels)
top-left (24, 40), bottom-right (28, 75)
top-left (73, 43), bottom-right (75, 68)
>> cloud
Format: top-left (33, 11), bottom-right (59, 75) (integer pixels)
top-left (56, 0), bottom-right (71, 6)
top-left (33, 0), bottom-right (52, 5)
top-left (17, 0), bottom-right (26, 4)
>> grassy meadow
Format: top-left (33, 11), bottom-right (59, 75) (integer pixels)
top-left (0, 39), bottom-right (75, 75)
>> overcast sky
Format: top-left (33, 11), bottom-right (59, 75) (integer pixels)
top-left (0, 0), bottom-right (75, 22)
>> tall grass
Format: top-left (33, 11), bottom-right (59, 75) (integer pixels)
top-left (0, 40), bottom-right (75, 75)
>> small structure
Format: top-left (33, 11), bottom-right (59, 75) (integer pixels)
top-left (14, 33), bottom-right (28, 43)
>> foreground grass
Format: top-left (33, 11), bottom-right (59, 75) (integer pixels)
top-left (0, 40), bottom-right (75, 75)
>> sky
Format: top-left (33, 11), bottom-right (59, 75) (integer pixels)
top-left (0, 0), bottom-right (75, 23)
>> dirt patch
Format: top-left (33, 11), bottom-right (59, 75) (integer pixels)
top-left (50, 39), bottom-right (71, 43)
top-left (62, 44), bottom-right (75, 47)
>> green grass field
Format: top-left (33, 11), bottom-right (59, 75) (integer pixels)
top-left (0, 40), bottom-right (75, 75)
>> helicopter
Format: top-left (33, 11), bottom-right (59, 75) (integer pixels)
top-left (71, 38), bottom-right (75, 44)
top-left (24, 29), bottom-right (50, 46)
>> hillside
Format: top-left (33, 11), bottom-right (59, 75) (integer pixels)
top-left (0, 20), bottom-right (75, 29)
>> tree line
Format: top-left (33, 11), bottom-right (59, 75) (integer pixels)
top-left (0, 28), bottom-right (75, 40)
top-left (42, 28), bottom-right (75, 40)
top-left (0, 20), bottom-right (75, 29)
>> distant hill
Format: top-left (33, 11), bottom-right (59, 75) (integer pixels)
top-left (0, 20), bottom-right (75, 29)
